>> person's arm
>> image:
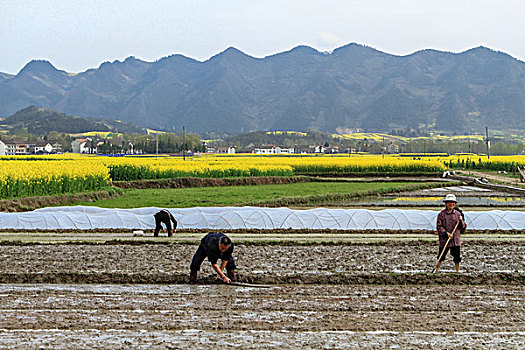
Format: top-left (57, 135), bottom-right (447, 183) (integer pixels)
top-left (220, 259), bottom-right (228, 273)
top-left (454, 208), bottom-right (466, 231)
top-left (212, 262), bottom-right (230, 283)
top-left (436, 213), bottom-right (447, 237)
top-left (214, 259), bottom-right (228, 279)
top-left (169, 212), bottom-right (178, 229)
top-left (459, 215), bottom-right (467, 231)
top-left (215, 260), bottom-right (228, 280)
top-left (455, 213), bottom-right (464, 233)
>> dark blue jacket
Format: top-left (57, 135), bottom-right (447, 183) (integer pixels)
top-left (200, 233), bottom-right (234, 265)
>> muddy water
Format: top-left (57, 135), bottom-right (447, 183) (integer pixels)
top-left (0, 284), bottom-right (523, 349)
top-left (349, 196), bottom-right (525, 206)
top-left (0, 242), bottom-right (524, 348)
top-left (0, 243), bottom-right (523, 284)
top-left (1, 330), bottom-right (524, 350)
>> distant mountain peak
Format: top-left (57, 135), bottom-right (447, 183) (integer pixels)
top-left (461, 46), bottom-right (498, 56)
top-left (157, 54), bottom-right (199, 66)
top-left (466, 45), bottom-right (492, 52)
top-left (19, 105), bottom-right (40, 112)
top-left (288, 45), bottom-right (320, 55)
top-left (123, 56), bottom-right (147, 65)
top-left (222, 46), bottom-right (245, 55)
top-left (18, 59), bottom-right (60, 75)
top-left (460, 46), bottom-right (518, 61)
top-left (265, 45), bottom-right (321, 59)
top-left (332, 43), bottom-right (388, 57)
top-left (209, 46), bottom-right (254, 62)
top-left (95, 57), bottom-right (151, 73)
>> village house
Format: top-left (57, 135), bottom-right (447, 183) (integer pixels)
top-left (238, 145), bottom-right (255, 154)
top-left (313, 145), bottom-right (326, 153)
top-left (0, 140), bottom-right (63, 155)
top-left (254, 144), bottom-right (277, 154)
top-left (294, 145), bottom-right (316, 154)
top-left (323, 146), bottom-right (340, 154)
top-left (2, 140), bottom-right (29, 155)
top-left (276, 146), bottom-right (295, 154)
top-left (387, 143), bottom-right (400, 154)
top-left (252, 145), bottom-right (294, 154)
top-left (216, 146), bottom-right (236, 154)
top-left (71, 138), bottom-right (97, 154)
top-left (32, 141), bottom-right (62, 154)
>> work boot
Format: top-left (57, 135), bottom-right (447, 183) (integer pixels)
top-left (227, 270), bottom-right (236, 282)
top-left (167, 230), bottom-right (173, 238)
top-left (153, 229), bottom-right (160, 237)
top-left (189, 270), bottom-right (198, 284)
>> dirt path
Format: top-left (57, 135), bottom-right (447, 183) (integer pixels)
top-left (0, 284), bottom-right (523, 349)
top-left (460, 170), bottom-right (523, 186)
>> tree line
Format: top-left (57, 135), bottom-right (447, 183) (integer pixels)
top-left (2, 128), bottom-right (523, 155)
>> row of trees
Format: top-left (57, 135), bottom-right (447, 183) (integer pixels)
top-left (219, 130), bottom-right (525, 155)
top-left (91, 133), bottom-right (206, 154)
top-left (400, 139), bottom-right (524, 155)
top-left (2, 128), bottom-right (524, 155)
top-left (4, 130), bottom-right (205, 154)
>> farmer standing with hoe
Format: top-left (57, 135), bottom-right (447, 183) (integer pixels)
top-left (189, 233), bottom-right (236, 284)
top-left (434, 194), bottom-right (466, 273)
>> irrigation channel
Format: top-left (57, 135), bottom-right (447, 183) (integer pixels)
top-left (0, 180), bottom-right (524, 349)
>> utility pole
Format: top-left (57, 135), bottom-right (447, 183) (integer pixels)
top-left (182, 125), bottom-right (186, 161)
top-left (382, 136), bottom-right (385, 159)
top-left (485, 126), bottom-right (490, 159)
top-left (155, 132), bottom-right (159, 157)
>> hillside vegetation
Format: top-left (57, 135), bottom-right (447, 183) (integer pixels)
top-left (2, 106), bottom-right (145, 134)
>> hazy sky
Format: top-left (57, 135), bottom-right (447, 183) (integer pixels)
top-left (1, 0), bottom-right (523, 74)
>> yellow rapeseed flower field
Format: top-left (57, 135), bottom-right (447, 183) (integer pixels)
top-left (442, 154), bottom-right (525, 171)
top-left (0, 157), bottom-right (109, 198)
top-left (1, 153), bottom-right (523, 198)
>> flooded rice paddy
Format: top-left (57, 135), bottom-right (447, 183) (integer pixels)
top-left (0, 241), bottom-right (524, 282)
top-left (0, 283), bottom-right (524, 349)
top-left (348, 185), bottom-right (525, 207)
top-left (0, 239), bottom-right (524, 348)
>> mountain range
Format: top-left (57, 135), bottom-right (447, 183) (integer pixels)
top-left (1, 44), bottom-right (525, 134)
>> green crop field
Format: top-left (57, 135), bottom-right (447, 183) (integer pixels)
top-left (72, 182), bottom-right (425, 208)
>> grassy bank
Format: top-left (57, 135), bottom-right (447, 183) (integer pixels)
top-left (73, 182), bottom-right (430, 208)
top-left (0, 188), bottom-right (123, 212)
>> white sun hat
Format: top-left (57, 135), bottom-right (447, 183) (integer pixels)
top-left (443, 194), bottom-right (457, 203)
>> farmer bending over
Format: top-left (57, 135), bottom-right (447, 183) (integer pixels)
top-left (189, 233), bottom-right (235, 284)
top-left (435, 194), bottom-right (466, 272)
top-left (153, 209), bottom-right (178, 237)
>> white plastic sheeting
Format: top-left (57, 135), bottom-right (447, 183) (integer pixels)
top-left (0, 206), bottom-right (524, 230)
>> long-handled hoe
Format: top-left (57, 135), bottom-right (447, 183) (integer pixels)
top-left (431, 218), bottom-right (461, 273)
top-left (226, 281), bottom-right (271, 288)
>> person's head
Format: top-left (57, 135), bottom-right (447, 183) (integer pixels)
top-left (219, 236), bottom-right (231, 253)
top-left (443, 194), bottom-right (457, 211)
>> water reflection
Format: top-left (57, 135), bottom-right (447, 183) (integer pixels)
top-left (349, 196), bottom-right (525, 206)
